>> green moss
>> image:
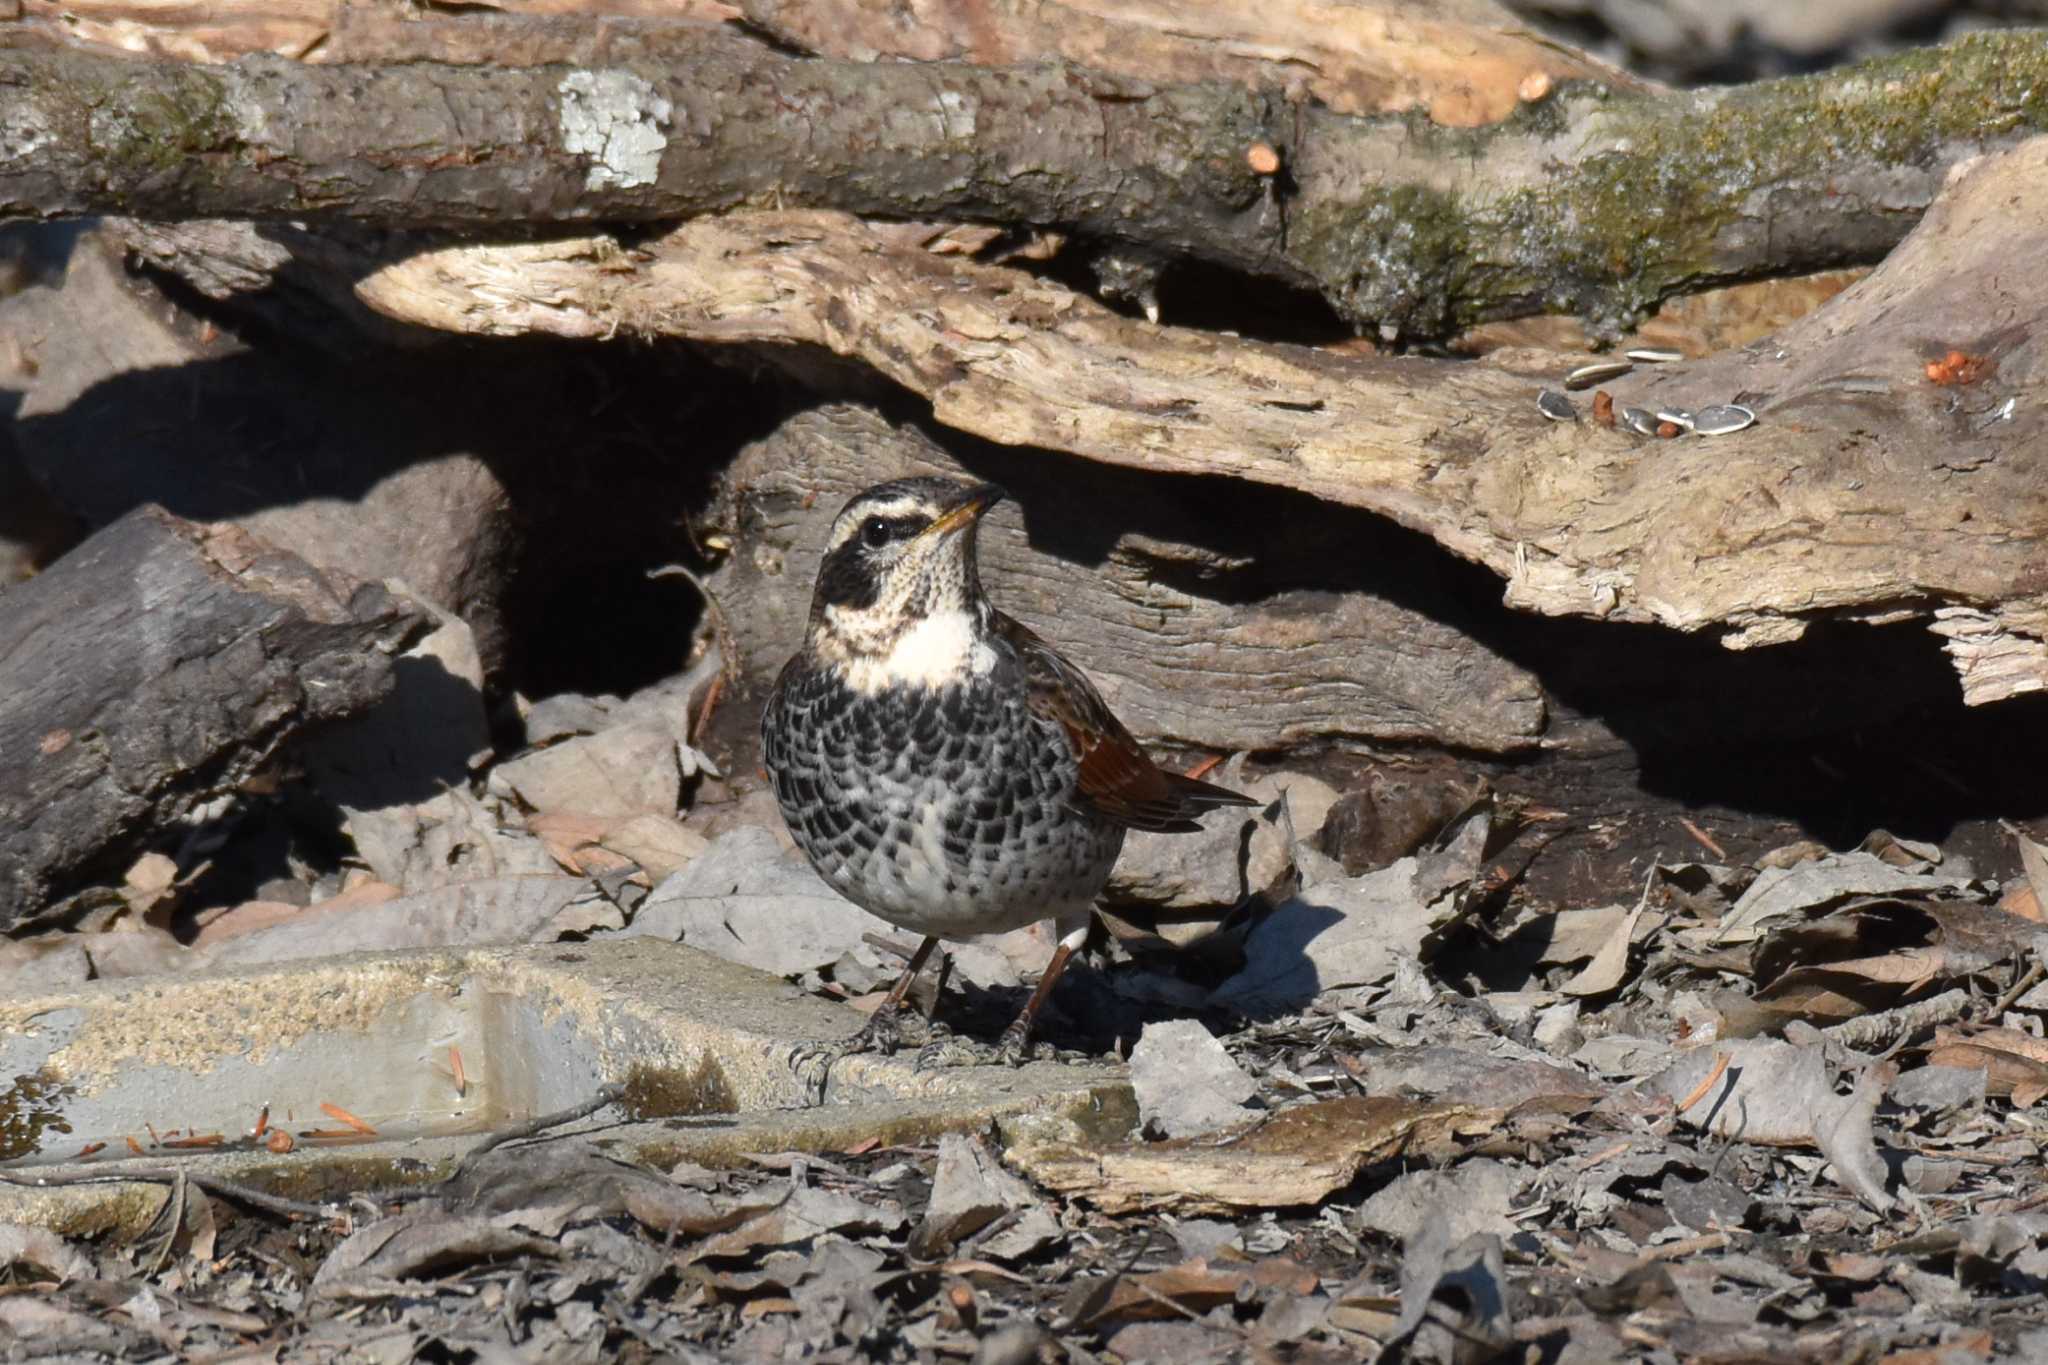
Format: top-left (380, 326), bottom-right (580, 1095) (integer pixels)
top-left (68, 65), bottom-right (238, 185)
top-left (1290, 30), bottom-right (2048, 337)
top-left (619, 1058), bottom-right (740, 1119)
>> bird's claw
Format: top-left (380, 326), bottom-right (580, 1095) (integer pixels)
top-left (910, 1020), bottom-right (1052, 1072)
top-left (787, 1004), bottom-right (905, 1104)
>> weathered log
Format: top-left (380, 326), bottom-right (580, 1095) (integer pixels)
top-left (357, 131), bottom-right (2048, 700)
top-left (3, 31), bottom-right (2046, 332)
top-left (6, 0), bottom-right (1637, 127)
top-left (706, 404), bottom-right (1547, 754)
top-left (0, 507), bottom-right (428, 925)
top-left (726, 0), bottom-right (1643, 126)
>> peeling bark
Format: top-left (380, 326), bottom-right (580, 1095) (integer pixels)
top-left (2, 31), bottom-right (2045, 332)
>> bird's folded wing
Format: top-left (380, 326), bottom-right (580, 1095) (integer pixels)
top-left (993, 613), bottom-right (1256, 833)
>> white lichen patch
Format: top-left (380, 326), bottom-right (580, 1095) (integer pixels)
top-left (557, 69), bottom-right (673, 192)
top-left (0, 106), bottom-right (53, 167)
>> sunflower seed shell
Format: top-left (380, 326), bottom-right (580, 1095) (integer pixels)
top-left (1537, 388), bottom-right (1579, 421)
top-left (1693, 404), bottom-right (1757, 435)
top-left (1566, 360), bottom-right (1634, 390)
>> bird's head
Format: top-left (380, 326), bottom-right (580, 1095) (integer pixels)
top-left (804, 477), bottom-right (1007, 691)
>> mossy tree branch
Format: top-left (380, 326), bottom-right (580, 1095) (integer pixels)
top-left (0, 30), bottom-right (2043, 335)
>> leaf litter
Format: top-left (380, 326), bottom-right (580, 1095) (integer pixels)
top-left (17, 640), bottom-right (2048, 1359)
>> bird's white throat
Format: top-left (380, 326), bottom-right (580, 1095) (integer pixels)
top-left (828, 607), bottom-right (997, 694)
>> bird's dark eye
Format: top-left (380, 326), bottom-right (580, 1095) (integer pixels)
top-left (860, 517), bottom-right (892, 549)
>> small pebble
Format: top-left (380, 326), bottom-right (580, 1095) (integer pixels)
top-left (1537, 388), bottom-right (1578, 422)
top-left (1566, 360), bottom-right (1633, 390)
top-left (1656, 421), bottom-right (1682, 439)
top-left (1692, 404), bottom-right (1757, 435)
top-left (1591, 390), bottom-right (1616, 427)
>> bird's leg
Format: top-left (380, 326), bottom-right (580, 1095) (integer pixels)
top-left (851, 934), bottom-right (943, 1053)
top-left (915, 917), bottom-right (1088, 1071)
top-left (993, 919), bottom-right (1089, 1065)
top-left (789, 935), bottom-right (941, 1102)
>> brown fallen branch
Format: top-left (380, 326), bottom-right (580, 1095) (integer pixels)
top-left (9, 0), bottom-right (1638, 127)
top-left (355, 132), bottom-right (2048, 698)
top-left (0, 507), bottom-right (428, 925)
top-left (729, 0), bottom-right (1644, 126)
top-left (3, 30), bottom-right (2046, 333)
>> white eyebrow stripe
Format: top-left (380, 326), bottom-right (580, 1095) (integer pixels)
top-left (825, 496), bottom-right (936, 548)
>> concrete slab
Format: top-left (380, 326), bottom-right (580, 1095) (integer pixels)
top-left (0, 938), bottom-right (1133, 1233)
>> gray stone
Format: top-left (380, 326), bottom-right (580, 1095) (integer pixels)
top-left (911, 1131), bottom-right (1041, 1255)
top-left (1128, 1018), bottom-right (1257, 1138)
top-left (489, 724), bottom-right (685, 823)
top-left (0, 937), bottom-right (1130, 1235)
top-left (629, 826), bottom-right (877, 976)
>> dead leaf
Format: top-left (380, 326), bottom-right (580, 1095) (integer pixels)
top-left (490, 723), bottom-right (684, 824)
top-left (1750, 898), bottom-right (2030, 1024)
top-left (1709, 853), bottom-right (1970, 946)
top-left (601, 811), bottom-right (709, 881)
top-left (0, 1223), bottom-right (94, 1283)
top-left (1384, 1224), bottom-right (1513, 1362)
top-left (1077, 1256), bottom-right (1317, 1325)
top-left (1208, 852), bottom-right (1445, 1017)
top-left (1128, 1018), bottom-right (1257, 1138)
top-left (628, 827), bottom-right (881, 976)
top-left (1561, 897), bottom-right (1653, 996)
top-left (1928, 1027), bottom-right (2048, 1106)
top-left (312, 1214), bottom-right (558, 1296)
top-left (1653, 1039), bottom-right (1895, 1210)
top-left (910, 1132), bottom-right (1041, 1258)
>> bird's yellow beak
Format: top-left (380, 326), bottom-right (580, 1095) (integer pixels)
top-left (921, 484), bottom-right (1006, 540)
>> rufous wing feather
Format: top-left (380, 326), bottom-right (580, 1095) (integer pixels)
top-left (993, 613), bottom-right (1256, 833)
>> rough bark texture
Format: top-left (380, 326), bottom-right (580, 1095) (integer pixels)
top-left (730, 0), bottom-right (1642, 125)
top-left (0, 507), bottom-right (428, 925)
top-left (5, 0), bottom-right (740, 65)
top-left (708, 404), bottom-right (1548, 754)
top-left (3, 31), bottom-right (2046, 332)
top-left (357, 131), bottom-right (2048, 700)
top-left (5, 0), bottom-right (1637, 126)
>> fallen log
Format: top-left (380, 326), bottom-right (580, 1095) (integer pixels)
top-left (0, 507), bottom-right (428, 925)
top-left (3, 29), bottom-right (2045, 333)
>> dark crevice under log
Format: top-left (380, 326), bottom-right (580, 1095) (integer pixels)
top-left (3, 29), bottom-right (2047, 332)
top-left (0, 507), bottom-right (429, 926)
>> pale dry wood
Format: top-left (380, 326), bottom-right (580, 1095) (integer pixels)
top-left (6, 0), bottom-right (739, 63)
top-left (733, 0), bottom-right (1643, 126)
top-left (358, 137), bottom-right (2048, 699)
top-left (1005, 1096), bottom-right (1493, 1214)
top-left (708, 404), bottom-right (1547, 753)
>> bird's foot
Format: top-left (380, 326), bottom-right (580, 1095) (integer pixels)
top-left (911, 1019), bottom-right (1053, 1072)
top-left (788, 1003), bottom-right (905, 1103)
